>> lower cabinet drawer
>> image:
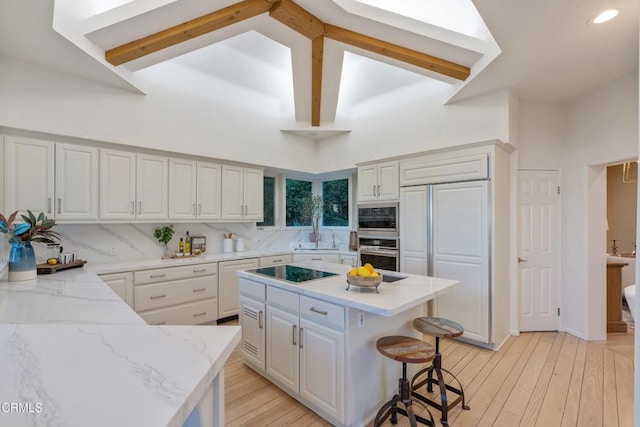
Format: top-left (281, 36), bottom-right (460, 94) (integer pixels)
top-left (134, 275), bottom-right (217, 312)
top-left (299, 296), bottom-right (345, 330)
top-left (139, 298), bottom-right (218, 325)
top-left (259, 254), bottom-right (293, 266)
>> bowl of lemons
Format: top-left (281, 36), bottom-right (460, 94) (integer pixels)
top-left (346, 263), bottom-right (382, 293)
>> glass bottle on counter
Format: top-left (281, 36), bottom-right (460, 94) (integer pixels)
top-left (185, 232), bottom-right (191, 255)
top-left (179, 238), bottom-right (184, 254)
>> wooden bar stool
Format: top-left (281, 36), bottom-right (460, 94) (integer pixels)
top-left (411, 317), bottom-right (470, 426)
top-left (374, 336), bottom-right (436, 427)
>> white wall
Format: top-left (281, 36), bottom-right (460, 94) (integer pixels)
top-left (519, 73), bottom-right (638, 340)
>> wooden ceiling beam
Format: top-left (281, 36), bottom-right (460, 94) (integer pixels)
top-left (324, 24), bottom-right (470, 81)
top-left (269, 0), bottom-right (324, 39)
top-left (105, 0), bottom-right (274, 66)
top-left (311, 36), bottom-right (324, 126)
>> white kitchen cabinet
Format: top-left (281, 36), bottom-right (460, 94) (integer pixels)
top-left (218, 258), bottom-right (259, 319)
top-left (99, 272), bottom-right (134, 308)
top-left (339, 254), bottom-right (356, 267)
top-left (400, 151), bottom-right (489, 187)
top-left (299, 318), bottom-right (344, 421)
top-left (221, 165), bottom-right (263, 221)
top-left (5, 136), bottom-right (55, 218)
top-left (99, 150), bottom-right (169, 221)
top-left (357, 161), bottom-right (399, 203)
top-left (169, 159), bottom-right (221, 220)
top-left (266, 304), bottom-right (300, 394)
top-left (5, 137), bottom-right (98, 221)
top-left (259, 254), bottom-right (294, 266)
top-left (136, 154), bottom-right (169, 220)
top-left (55, 143), bottom-right (98, 220)
top-left (293, 253), bottom-right (340, 264)
top-left (240, 295), bottom-right (265, 370)
top-left (133, 262), bottom-right (218, 325)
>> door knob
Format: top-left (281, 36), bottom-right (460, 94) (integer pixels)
top-left (518, 257), bottom-right (528, 263)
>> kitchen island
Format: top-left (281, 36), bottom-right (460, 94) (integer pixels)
top-left (0, 268), bottom-right (240, 427)
top-left (236, 261), bottom-right (458, 427)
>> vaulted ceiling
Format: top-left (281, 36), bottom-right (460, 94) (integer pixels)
top-left (0, 0), bottom-right (637, 133)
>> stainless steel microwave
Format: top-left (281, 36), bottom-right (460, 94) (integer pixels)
top-left (357, 202), bottom-right (399, 237)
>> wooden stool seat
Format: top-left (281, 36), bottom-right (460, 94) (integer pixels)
top-left (373, 336), bottom-right (436, 427)
top-left (413, 317), bottom-right (464, 339)
top-left (411, 317), bottom-right (469, 426)
top-left (376, 336), bottom-right (436, 364)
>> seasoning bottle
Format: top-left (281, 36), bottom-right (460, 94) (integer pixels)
top-left (179, 238), bottom-right (184, 254)
top-left (185, 231), bottom-right (191, 255)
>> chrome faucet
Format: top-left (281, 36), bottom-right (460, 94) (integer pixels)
top-left (332, 232), bottom-right (336, 249)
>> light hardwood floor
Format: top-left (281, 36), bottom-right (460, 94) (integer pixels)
top-left (224, 329), bottom-right (634, 426)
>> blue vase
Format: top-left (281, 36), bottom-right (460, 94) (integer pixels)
top-left (8, 240), bottom-right (37, 281)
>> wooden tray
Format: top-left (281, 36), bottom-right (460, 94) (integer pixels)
top-left (161, 253), bottom-right (201, 259)
top-left (37, 260), bottom-right (87, 274)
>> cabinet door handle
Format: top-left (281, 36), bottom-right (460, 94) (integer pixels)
top-left (193, 312), bottom-right (207, 317)
top-left (258, 311), bottom-right (263, 329)
top-left (310, 307), bottom-right (328, 315)
top-left (377, 185), bottom-right (381, 197)
top-left (150, 294), bottom-right (166, 300)
top-left (299, 327), bottom-right (304, 349)
top-left (47, 198), bottom-right (52, 214)
top-left (151, 321), bottom-right (166, 325)
top-left (292, 325), bottom-right (297, 346)
top-left (138, 201), bottom-right (142, 215)
top-left (57, 198), bottom-right (62, 214)
top-left (373, 185), bottom-right (376, 197)
top-left (150, 274), bottom-right (166, 278)
top-left (198, 204), bottom-right (202, 215)
top-left (192, 288), bottom-right (206, 293)
top-left (193, 203), bottom-right (196, 216)
top-left (130, 201), bottom-right (135, 215)
top-left (192, 269), bottom-right (206, 273)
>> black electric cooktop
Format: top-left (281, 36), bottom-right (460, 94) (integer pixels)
top-left (250, 265), bottom-right (338, 284)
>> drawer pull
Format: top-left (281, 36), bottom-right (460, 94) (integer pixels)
top-left (272, 259), bottom-right (282, 263)
top-left (310, 307), bottom-right (328, 315)
top-left (150, 274), bottom-right (166, 279)
top-left (292, 325), bottom-right (297, 346)
top-left (150, 294), bottom-right (166, 300)
top-left (193, 312), bottom-right (207, 317)
top-left (151, 321), bottom-right (166, 325)
top-left (192, 269), bottom-right (207, 273)
top-left (311, 258), bottom-right (321, 261)
top-left (192, 288), bottom-right (206, 293)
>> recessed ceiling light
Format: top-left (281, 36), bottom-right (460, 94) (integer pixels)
top-left (591, 9), bottom-right (619, 24)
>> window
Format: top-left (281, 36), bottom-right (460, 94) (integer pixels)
top-left (257, 176), bottom-right (275, 227)
top-left (286, 178), bottom-right (312, 226)
top-left (322, 179), bottom-right (349, 227)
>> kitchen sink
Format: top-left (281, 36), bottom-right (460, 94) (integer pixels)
top-left (294, 247), bottom-right (339, 251)
top-left (381, 273), bottom-right (407, 283)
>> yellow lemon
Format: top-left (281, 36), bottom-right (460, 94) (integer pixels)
top-left (357, 266), bottom-right (371, 277)
top-left (348, 268), bottom-right (358, 276)
top-left (370, 271), bottom-right (379, 277)
top-left (364, 263), bottom-right (375, 273)
top-left (47, 258), bottom-right (58, 265)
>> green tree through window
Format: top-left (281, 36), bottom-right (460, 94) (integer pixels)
top-left (323, 179), bottom-right (349, 227)
top-left (257, 176), bottom-right (275, 227)
top-left (286, 178), bottom-right (312, 226)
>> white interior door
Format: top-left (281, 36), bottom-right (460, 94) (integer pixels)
top-left (518, 170), bottom-right (561, 331)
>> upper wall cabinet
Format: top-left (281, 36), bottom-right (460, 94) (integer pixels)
top-left (400, 152), bottom-right (489, 187)
top-left (357, 161), bottom-right (399, 203)
top-left (221, 166), bottom-right (263, 221)
top-left (100, 149), bottom-right (168, 220)
top-left (5, 137), bottom-right (98, 220)
top-left (169, 159), bottom-right (221, 220)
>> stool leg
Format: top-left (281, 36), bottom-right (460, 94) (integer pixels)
top-left (427, 337), bottom-right (440, 393)
top-left (439, 367), bottom-right (471, 411)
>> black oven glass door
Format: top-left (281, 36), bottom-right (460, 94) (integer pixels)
top-left (357, 206), bottom-right (397, 232)
top-left (360, 251), bottom-right (399, 272)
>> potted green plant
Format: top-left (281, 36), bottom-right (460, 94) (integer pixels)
top-left (301, 195), bottom-right (323, 244)
top-left (153, 225), bottom-right (175, 257)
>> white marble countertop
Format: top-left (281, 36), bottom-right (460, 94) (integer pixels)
top-left (88, 249), bottom-right (295, 275)
top-left (0, 323), bottom-right (240, 427)
top-left (0, 268), bottom-right (240, 427)
top-left (237, 261), bottom-right (459, 317)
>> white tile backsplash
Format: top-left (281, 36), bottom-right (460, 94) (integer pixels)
top-left (21, 223), bottom-right (351, 265)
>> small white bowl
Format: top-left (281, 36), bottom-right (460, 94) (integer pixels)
top-left (175, 253), bottom-right (184, 257)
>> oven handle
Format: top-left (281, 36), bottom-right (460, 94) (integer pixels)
top-left (360, 249), bottom-right (399, 257)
